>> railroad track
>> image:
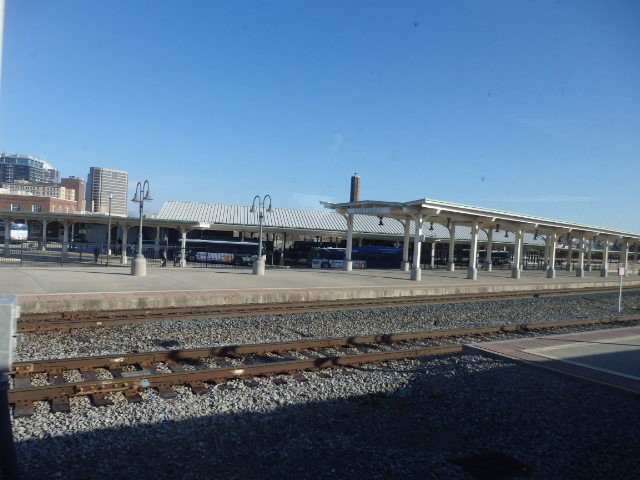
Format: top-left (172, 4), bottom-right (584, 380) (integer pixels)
top-left (10, 314), bottom-right (639, 417)
top-left (18, 285), bottom-right (640, 333)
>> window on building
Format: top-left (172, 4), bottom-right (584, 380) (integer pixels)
top-left (10, 204), bottom-right (20, 211)
top-left (32, 204), bottom-right (42, 212)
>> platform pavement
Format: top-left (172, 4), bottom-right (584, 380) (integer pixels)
top-left (465, 326), bottom-right (640, 395)
top-left (1, 264), bottom-right (638, 314)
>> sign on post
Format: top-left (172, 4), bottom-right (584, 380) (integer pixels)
top-left (617, 267), bottom-right (625, 313)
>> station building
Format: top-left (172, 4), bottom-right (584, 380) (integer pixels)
top-left (1, 178), bottom-right (638, 280)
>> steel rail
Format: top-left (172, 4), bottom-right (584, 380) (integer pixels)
top-left (11, 314), bottom-right (640, 376)
top-left (8, 314), bottom-right (639, 416)
top-left (18, 285), bottom-right (640, 333)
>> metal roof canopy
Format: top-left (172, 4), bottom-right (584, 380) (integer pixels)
top-left (323, 198), bottom-right (640, 242)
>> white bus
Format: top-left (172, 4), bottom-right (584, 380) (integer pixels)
top-left (179, 239), bottom-right (258, 265)
top-left (0, 221), bottom-right (29, 242)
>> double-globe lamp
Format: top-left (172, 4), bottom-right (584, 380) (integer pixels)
top-left (130, 180), bottom-right (153, 276)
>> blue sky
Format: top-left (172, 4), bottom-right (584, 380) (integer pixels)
top-left (1, 0), bottom-right (639, 231)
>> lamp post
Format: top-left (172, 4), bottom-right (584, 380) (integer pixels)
top-left (106, 192), bottom-right (113, 266)
top-left (250, 194), bottom-right (272, 275)
top-left (130, 180), bottom-right (153, 276)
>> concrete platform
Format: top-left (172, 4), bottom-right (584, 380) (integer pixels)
top-left (465, 326), bottom-right (640, 395)
top-left (1, 264), bottom-right (639, 313)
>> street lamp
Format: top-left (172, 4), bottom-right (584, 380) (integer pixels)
top-left (130, 180), bottom-right (153, 276)
top-left (250, 194), bottom-right (272, 275)
top-left (106, 192), bottom-right (113, 267)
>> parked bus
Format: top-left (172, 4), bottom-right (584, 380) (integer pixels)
top-left (0, 221), bottom-right (29, 242)
top-left (178, 239), bottom-right (259, 265)
top-left (309, 247), bottom-right (366, 269)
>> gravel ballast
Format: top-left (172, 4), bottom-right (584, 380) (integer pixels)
top-left (6, 291), bottom-right (640, 480)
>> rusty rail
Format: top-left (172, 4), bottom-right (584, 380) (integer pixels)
top-left (18, 285), bottom-right (639, 333)
top-left (9, 314), bottom-right (639, 416)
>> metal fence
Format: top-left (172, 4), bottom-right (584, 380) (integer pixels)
top-left (0, 242), bottom-right (254, 269)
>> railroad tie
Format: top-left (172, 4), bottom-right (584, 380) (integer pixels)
top-left (90, 392), bottom-right (115, 407)
top-left (123, 389), bottom-right (144, 403)
top-left (51, 395), bottom-right (71, 413)
top-left (155, 384), bottom-right (178, 399)
top-left (187, 380), bottom-right (208, 395)
top-left (13, 400), bottom-right (35, 418)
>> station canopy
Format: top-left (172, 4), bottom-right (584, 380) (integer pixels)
top-left (322, 198), bottom-right (640, 244)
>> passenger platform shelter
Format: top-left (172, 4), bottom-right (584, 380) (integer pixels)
top-left (323, 198), bottom-right (640, 282)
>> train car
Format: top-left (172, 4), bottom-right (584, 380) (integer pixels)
top-left (0, 221), bottom-right (29, 242)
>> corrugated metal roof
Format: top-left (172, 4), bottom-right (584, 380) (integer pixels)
top-left (157, 201), bottom-right (546, 246)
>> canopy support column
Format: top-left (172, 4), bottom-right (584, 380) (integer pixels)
top-left (62, 222), bottom-right (70, 260)
top-left (467, 220), bottom-right (479, 280)
top-left (511, 228), bottom-right (522, 279)
top-left (343, 214), bottom-right (353, 271)
top-left (447, 222), bottom-right (456, 272)
top-left (120, 226), bottom-right (129, 265)
top-left (402, 219), bottom-right (411, 271)
top-left (585, 239), bottom-right (593, 271)
top-left (410, 215), bottom-right (423, 281)
top-left (484, 230), bottom-right (493, 271)
top-left (600, 241), bottom-right (609, 277)
top-left (40, 219), bottom-right (48, 250)
top-left (565, 237), bottom-right (573, 271)
top-left (621, 241), bottom-right (629, 272)
top-left (179, 229), bottom-right (187, 267)
top-left (546, 233), bottom-right (557, 278)
top-left (576, 237), bottom-right (585, 277)
top-left (430, 242), bottom-right (436, 269)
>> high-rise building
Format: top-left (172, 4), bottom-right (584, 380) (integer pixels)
top-left (86, 167), bottom-right (128, 216)
top-left (0, 153), bottom-right (58, 183)
top-left (61, 176), bottom-right (86, 212)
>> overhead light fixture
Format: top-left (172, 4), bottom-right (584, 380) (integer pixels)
top-left (446, 218), bottom-right (451, 228)
top-left (534, 229), bottom-right (539, 240)
top-left (504, 231), bottom-right (509, 238)
top-left (495, 224), bottom-right (500, 233)
top-left (429, 222), bottom-right (434, 231)
top-left (378, 216), bottom-right (384, 226)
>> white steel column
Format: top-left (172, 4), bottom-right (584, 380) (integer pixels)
top-left (411, 215), bottom-right (423, 281)
top-left (154, 227), bottom-right (161, 259)
top-left (576, 237), bottom-right (585, 277)
top-left (621, 241), bottom-right (629, 271)
top-left (180, 230), bottom-right (187, 267)
top-left (585, 239), bottom-right (593, 271)
top-left (634, 243), bottom-right (639, 274)
top-left (280, 233), bottom-right (286, 267)
top-left (600, 240), bottom-right (609, 277)
top-left (512, 228), bottom-right (523, 279)
top-left (402, 219), bottom-right (411, 271)
top-left (40, 219), bottom-right (48, 250)
top-left (3, 220), bottom-right (9, 255)
top-left (62, 222), bottom-right (70, 259)
top-left (447, 222), bottom-right (456, 272)
top-left (546, 233), bottom-right (557, 278)
top-left (430, 242), bottom-right (436, 269)
top-left (565, 236), bottom-right (573, 271)
top-left (467, 220), bottom-right (479, 280)
top-left (120, 226), bottom-right (129, 265)
top-left (484, 229), bottom-right (493, 272)
top-left (344, 214), bottom-right (353, 271)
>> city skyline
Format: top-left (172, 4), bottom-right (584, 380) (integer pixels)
top-left (1, 1), bottom-right (639, 232)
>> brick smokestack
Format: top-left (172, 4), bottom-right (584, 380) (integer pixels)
top-left (350, 173), bottom-right (360, 202)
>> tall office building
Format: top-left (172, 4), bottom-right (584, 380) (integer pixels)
top-left (0, 153), bottom-right (59, 183)
top-left (86, 167), bottom-right (128, 216)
